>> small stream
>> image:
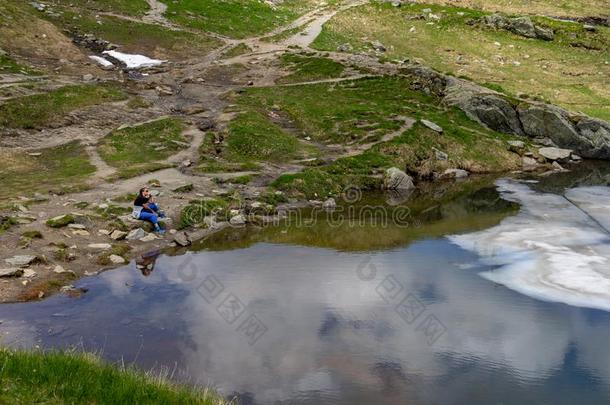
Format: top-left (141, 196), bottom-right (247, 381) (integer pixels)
top-left (1, 163), bottom-right (610, 404)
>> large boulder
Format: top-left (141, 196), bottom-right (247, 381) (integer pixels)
top-left (538, 147), bottom-right (572, 162)
top-left (384, 168), bottom-right (415, 191)
top-left (574, 117), bottom-right (610, 159)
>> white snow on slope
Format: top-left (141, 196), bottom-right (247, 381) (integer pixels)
top-left (102, 50), bottom-right (165, 69)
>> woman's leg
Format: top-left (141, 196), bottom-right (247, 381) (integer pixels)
top-left (139, 211), bottom-right (159, 227)
top-left (148, 203), bottom-right (159, 212)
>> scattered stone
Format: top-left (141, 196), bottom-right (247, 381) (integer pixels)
top-left (53, 265), bottom-right (68, 274)
top-left (384, 167), bottom-right (415, 190)
top-left (442, 168), bottom-right (469, 179)
top-left (481, 14), bottom-right (554, 41)
top-left (0, 268), bottom-right (23, 278)
top-left (109, 230), bottom-right (128, 240)
top-left (370, 41), bottom-right (386, 52)
top-left (538, 147), bottom-right (572, 162)
top-left (109, 254), bottom-right (126, 264)
top-left (507, 140), bottom-right (525, 154)
top-left (522, 156), bottom-right (538, 171)
top-left (126, 228), bottom-right (146, 240)
top-left (230, 214), bottom-right (246, 226)
top-left (87, 243), bottom-right (112, 250)
top-left (155, 85), bottom-right (173, 96)
top-left (46, 214), bottom-right (75, 228)
top-left (98, 229), bottom-right (111, 235)
top-left (571, 154), bottom-right (582, 161)
top-left (22, 269), bottom-right (37, 278)
top-left (181, 159), bottom-right (192, 167)
top-left (82, 73), bottom-right (94, 81)
top-left (322, 198), bottom-right (337, 209)
top-left (433, 147), bottom-right (448, 160)
top-left (72, 230), bottom-right (90, 236)
top-left (197, 118), bottom-right (216, 131)
top-left (5, 255), bottom-right (37, 267)
top-left (337, 43), bottom-right (352, 52)
top-left (173, 232), bottom-right (191, 247)
top-left (139, 233), bottom-right (158, 242)
top-left (68, 223), bottom-right (86, 230)
top-left (420, 119), bottom-right (443, 133)
top-left (583, 24), bottom-right (596, 32)
top-left (552, 161), bottom-right (567, 171)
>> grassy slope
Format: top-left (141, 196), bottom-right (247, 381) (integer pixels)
top-left (0, 141), bottom-right (95, 200)
top-left (0, 54), bottom-right (41, 75)
top-left (160, 0), bottom-right (319, 38)
top-left (97, 118), bottom-right (186, 179)
top-left (312, 2), bottom-right (610, 120)
top-left (0, 349), bottom-right (225, 404)
top-left (0, 84), bottom-right (125, 129)
top-left (409, 0), bottom-right (610, 18)
top-left (51, 0), bottom-right (150, 16)
top-left (42, 7), bottom-right (221, 59)
top-left (229, 75), bottom-right (520, 199)
top-left (277, 53), bottom-right (346, 84)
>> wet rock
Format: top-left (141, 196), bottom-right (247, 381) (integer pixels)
top-left (538, 147), bottom-right (572, 162)
top-left (442, 168), bottom-right (469, 179)
top-left (126, 228), bottom-right (146, 240)
top-left (109, 254), bottom-right (126, 264)
top-left (0, 268), bottom-right (24, 277)
top-left (109, 230), bottom-right (127, 240)
top-left (421, 119), bottom-right (443, 133)
top-left (323, 198), bottom-right (337, 209)
top-left (5, 255), bottom-right (37, 267)
top-left (384, 167), bottom-right (415, 191)
top-left (46, 214), bottom-right (75, 228)
top-left (88, 243), bottom-right (112, 250)
top-left (173, 232), bottom-right (191, 247)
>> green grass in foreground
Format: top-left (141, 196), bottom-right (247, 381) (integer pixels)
top-left (0, 141), bottom-right (95, 201)
top-left (277, 53), bottom-right (345, 84)
top-left (160, 0), bottom-right (318, 38)
top-left (0, 349), bottom-right (226, 404)
top-left (312, 2), bottom-right (610, 120)
top-left (0, 84), bottom-right (125, 129)
top-left (98, 118), bottom-right (187, 179)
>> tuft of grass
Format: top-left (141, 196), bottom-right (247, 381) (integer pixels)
top-left (0, 53), bottom-right (41, 75)
top-left (0, 216), bottom-right (18, 234)
top-left (0, 141), bottom-right (96, 201)
top-left (0, 349), bottom-right (227, 404)
top-left (277, 53), bottom-right (345, 84)
top-left (98, 118), bottom-right (187, 179)
top-left (0, 84), bottom-right (125, 129)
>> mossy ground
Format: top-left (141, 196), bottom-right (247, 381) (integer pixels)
top-left (312, 2), bottom-right (610, 120)
top-left (0, 54), bottom-right (41, 75)
top-left (0, 141), bottom-right (95, 201)
top-left (0, 349), bottom-right (226, 404)
top-left (98, 118), bottom-right (187, 179)
top-left (0, 84), bottom-right (125, 129)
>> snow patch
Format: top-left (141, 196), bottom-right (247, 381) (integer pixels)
top-left (89, 55), bottom-right (114, 68)
top-left (102, 50), bottom-right (165, 69)
top-left (449, 180), bottom-right (610, 311)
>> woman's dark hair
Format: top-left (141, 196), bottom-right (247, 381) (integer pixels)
top-left (139, 187), bottom-right (148, 196)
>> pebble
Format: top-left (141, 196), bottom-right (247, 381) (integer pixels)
top-left (109, 254), bottom-right (126, 264)
top-left (87, 243), bottom-right (112, 250)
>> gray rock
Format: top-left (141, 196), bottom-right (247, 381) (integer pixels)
top-left (421, 119), bottom-right (443, 133)
top-left (68, 223), bottom-right (86, 230)
top-left (433, 147), bottom-right (448, 160)
top-left (82, 73), bottom-right (94, 81)
top-left (538, 147), bottom-right (573, 162)
top-left (109, 254), bottom-right (126, 264)
top-left (22, 269), bottom-right (37, 278)
top-left (574, 117), bottom-right (610, 159)
top-left (442, 168), bottom-right (469, 179)
top-left (0, 268), bottom-right (24, 277)
top-left (322, 198), bottom-right (337, 209)
top-left (482, 14), bottom-right (553, 40)
top-left (174, 232), bottom-right (191, 247)
top-left (5, 255), bottom-right (37, 267)
top-left (370, 41), bottom-right (386, 52)
top-left (552, 161), bottom-right (567, 171)
top-left (508, 16), bottom-right (538, 38)
top-left (336, 43), bottom-right (352, 52)
top-left (384, 167), bottom-right (415, 190)
top-left (507, 140), bottom-right (525, 153)
top-left (522, 156), bottom-right (538, 171)
top-left (109, 230), bottom-right (127, 240)
top-left (126, 228), bottom-right (146, 240)
top-left (88, 243), bottom-right (112, 250)
top-left (230, 214), bottom-right (246, 226)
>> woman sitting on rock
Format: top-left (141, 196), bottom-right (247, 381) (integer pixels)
top-left (132, 187), bottom-right (165, 234)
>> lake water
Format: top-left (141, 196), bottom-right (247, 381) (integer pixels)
top-left (1, 164), bottom-right (610, 404)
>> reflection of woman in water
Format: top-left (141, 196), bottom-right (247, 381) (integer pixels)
top-left (136, 250), bottom-right (160, 276)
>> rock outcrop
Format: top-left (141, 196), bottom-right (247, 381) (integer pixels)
top-left (384, 167), bottom-right (415, 190)
top-left (480, 14), bottom-right (554, 41)
top-left (400, 64), bottom-right (610, 159)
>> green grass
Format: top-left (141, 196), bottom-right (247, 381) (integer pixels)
top-left (50, 0), bottom-right (150, 16)
top-left (277, 53), bottom-right (345, 84)
top-left (159, 0), bottom-right (318, 38)
top-left (0, 84), bottom-right (125, 129)
top-left (311, 2), bottom-right (610, 121)
top-left (0, 54), bottom-right (40, 75)
top-left (0, 141), bottom-right (96, 201)
top-left (225, 111), bottom-right (300, 162)
top-left (98, 118), bottom-right (187, 179)
top-left (44, 10), bottom-right (221, 59)
top-left (0, 349), bottom-right (226, 404)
